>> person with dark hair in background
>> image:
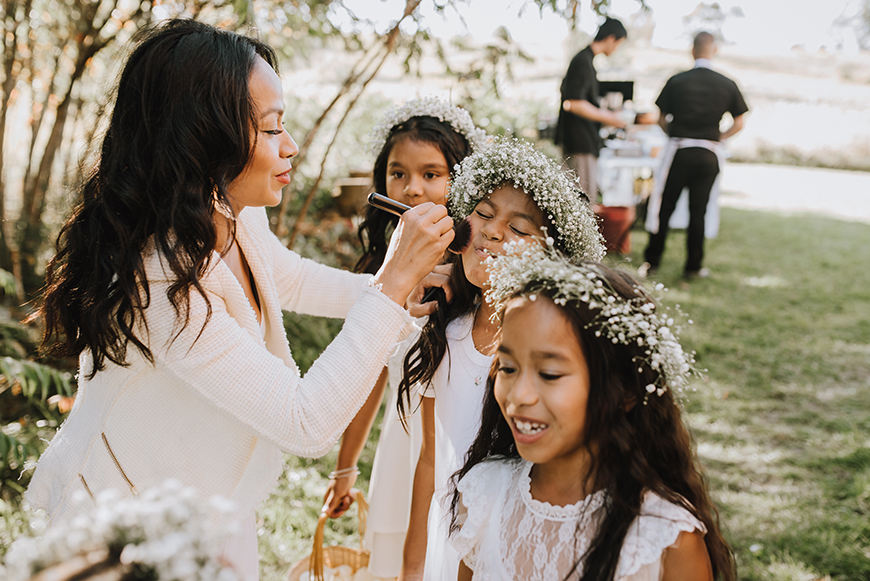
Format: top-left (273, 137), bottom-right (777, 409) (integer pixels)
top-left (555, 16), bottom-right (628, 203)
top-left (25, 20), bottom-right (454, 581)
top-left (641, 31), bottom-right (748, 280)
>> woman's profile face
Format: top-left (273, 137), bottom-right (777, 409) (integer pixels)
top-left (226, 57), bottom-right (298, 213)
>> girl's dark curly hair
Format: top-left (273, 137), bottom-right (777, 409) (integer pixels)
top-left (36, 19), bottom-right (278, 377)
top-left (354, 116), bottom-right (471, 274)
top-left (449, 264), bottom-right (735, 581)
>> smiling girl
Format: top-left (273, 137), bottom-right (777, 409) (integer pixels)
top-left (448, 243), bottom-right (735, 581)
top-left (397, 137), bottom-right (605, 581)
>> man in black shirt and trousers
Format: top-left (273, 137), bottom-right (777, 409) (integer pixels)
top-left (556, 17), bottom-right (628, 204)
top-left (641, 31), bottom-right (748, 279)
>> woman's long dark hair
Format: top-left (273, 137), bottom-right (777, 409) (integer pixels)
top-left (354, 116), bottom-right (471, 274)
top-left (37, 20), bottom-right (277, 377)
top-left (449, 265), bottom-right (735, 581)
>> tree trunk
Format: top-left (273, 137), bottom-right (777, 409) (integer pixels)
top-left (15, 0), bottom-right (141, 293)
top-left (0, 0), bottom-right (31, 273)
top-left (17, 35), bottom-right (103, 291)
top-left (286, 45), bottom-right (394, 247)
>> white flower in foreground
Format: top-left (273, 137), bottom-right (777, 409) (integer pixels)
top-left (2, 479), bottom-right (240, 581)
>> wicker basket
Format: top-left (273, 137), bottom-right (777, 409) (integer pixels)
top-left (286, 491), bottom-right (370, 581)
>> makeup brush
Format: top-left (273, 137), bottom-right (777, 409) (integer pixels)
top-left (367, 192), bottom-right (472, 254)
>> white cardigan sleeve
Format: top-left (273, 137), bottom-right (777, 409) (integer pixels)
top-left (249, 208), bottom-right (370, 318)
top-left (147, 276), bottom-right (414, 458)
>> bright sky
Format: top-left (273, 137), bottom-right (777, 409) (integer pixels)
top-left (345, 0), bottom-right (864, 56)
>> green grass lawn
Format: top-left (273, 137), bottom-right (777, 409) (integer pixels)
top-left (630, 207), bottom-right (870, 581)
top-left (258, 206), bottom-right (870, 581)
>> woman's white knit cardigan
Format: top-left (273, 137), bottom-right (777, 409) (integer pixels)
top-left (26, 207), bottom-right (415, 526)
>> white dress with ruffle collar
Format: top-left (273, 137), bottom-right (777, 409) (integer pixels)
top-left (451, 458), bottom-right (706, 581)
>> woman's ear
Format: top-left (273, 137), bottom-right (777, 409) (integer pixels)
top-left (624, 393), bottom-right (638, 412)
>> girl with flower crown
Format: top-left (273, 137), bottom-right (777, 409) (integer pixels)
top-left (323, 97), bottom-right (486, 578)
top-left (446, 243), bottom-right (735, 581)
top-left (397, 137), bottom-right (606, 581)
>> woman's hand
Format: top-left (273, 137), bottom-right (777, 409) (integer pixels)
top-left (407, 263), bottom-right (454, 318)
top-left (374, 203), bottom-right (454, 307)
top-left (322, 473), bottom-right (358, 518)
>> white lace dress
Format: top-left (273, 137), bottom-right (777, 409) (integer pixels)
top-left (451, 459), bottom-right (706, 581)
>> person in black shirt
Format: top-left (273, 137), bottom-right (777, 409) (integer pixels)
top-left (555, 17), bottom-right (628, 203)
top-left (641, 31), bottom-right (748, 279)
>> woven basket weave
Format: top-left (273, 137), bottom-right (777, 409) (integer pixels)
top-left (286, 491), bottom-right (370, 581)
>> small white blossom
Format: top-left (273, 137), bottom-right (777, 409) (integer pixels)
top-left (2, 480), bottom-right (239, 581)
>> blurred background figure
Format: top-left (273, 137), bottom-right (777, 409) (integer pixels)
top-left (555, 17), bottom-right (629, 203)
top-left (641, 31), bottom-right (748, 279)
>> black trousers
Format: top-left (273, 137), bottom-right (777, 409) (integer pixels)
top-left (644, 147), bottom-right (719, 273)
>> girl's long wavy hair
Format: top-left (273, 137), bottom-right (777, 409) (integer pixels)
top-left (448, 265), bottom-right (735, 581)
top-left (37, 20), bottom-right (278, 377)
top-left (354, 116), bottom-right (471, 274)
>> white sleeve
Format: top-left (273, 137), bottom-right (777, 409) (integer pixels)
top-left (148, 279), bottom-right (415, 458)
top-left (451, 461), bottom-right (507, 569)
top-left (615, 492), bottom-right (707, 580)
top-left (246, 206), bottom-right (371, 319)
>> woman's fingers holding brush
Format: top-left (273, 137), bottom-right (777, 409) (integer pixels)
top-left (374, 203), bottom-right (454, 306)
top-left (408, 264), bottom-right (454, 317)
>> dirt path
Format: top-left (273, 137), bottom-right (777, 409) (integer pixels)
top-left (720, 162), bottom-right (870, 225)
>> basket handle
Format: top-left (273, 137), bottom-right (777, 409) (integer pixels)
top-left (310, 490), bottom-right (368, 581)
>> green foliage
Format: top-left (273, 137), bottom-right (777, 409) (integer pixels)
top-left (0, 357), bottom-right (74, 414)
top-left (283, 313), bottom-right (344, 375)
top-left (0, 307), bottom-right (74, 502)
top-left (0, 270), bottom-right (16, 297)
top-left (0, 354), bottom-right (73, 496)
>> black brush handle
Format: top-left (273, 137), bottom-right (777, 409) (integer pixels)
top-left (421, 285), bottom-right (446, 304)
top-left (367, 192), bottom-right (411, 217)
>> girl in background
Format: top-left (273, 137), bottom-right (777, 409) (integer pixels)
top-left (448, 242), bottom-right (735, 581)
top-left (398, 137), bottom-right (605, 581)
top-left (324, 97), bottom-right (486, 579)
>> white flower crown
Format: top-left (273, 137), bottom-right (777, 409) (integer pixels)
top-left (367, 96), bottom-right (488, 158)
top-left (2, 480), bottom-right (239, 581)
top-left (448, 136), bottom-right (606, 263)
top-left (485, 240), bottom-right (698, 399)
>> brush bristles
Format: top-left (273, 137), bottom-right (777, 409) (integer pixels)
top-left (448, 218), bottom-right (472, 254)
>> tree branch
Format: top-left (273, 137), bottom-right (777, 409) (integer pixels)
top-left (278, 0), bottom-right (422, 243)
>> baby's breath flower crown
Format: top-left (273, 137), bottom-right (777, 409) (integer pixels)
top-left (447, 136), bottom-right (605, 263)
top-left (368, 96), bottom-right (488, 158)
top-left (485, 240), bottom-right (698, 399)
